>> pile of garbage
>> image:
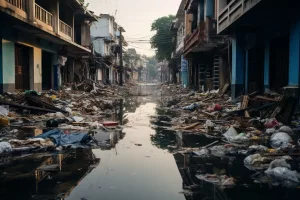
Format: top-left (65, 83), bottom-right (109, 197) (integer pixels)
top-left (0, 85), bottom-right (126, 157)
top-left (153, 84), bottom-right (300, 189)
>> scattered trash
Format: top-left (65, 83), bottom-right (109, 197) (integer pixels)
top-left (183, 103), bottom-right (199, 111)
top-left (270, 132), bottom-right (292, 149)
top-left (35, 129), bottom-right (92, 147)
top-left (195, 174), bottom-right (236, 187)
top-left (265, 167), bottom-right (300, 188)
top-left (0, 142), bottom-right (12, 154)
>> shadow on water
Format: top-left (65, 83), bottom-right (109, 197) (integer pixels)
top-left (0, 84), bottom-right (188, 200)
top-left (0, 149), bottom-right (99, 200)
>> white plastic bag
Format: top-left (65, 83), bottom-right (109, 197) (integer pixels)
top-left (270, 132), bottom-right (292, 149)
top-left (0, 142), bottom-right (12, 154)
top-left (223, 127), bottom-right (238, 141)
top-left (0, 106), bottom-right (9, 116)
top-left (265, 167), bottom-right (300, 187)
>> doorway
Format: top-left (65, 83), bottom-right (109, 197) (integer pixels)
top-left (42, 51), bottom-right (53, 90)
top-left (15, 44), bottom-right (30, 91)
top-left (248, 44), bottom-right (264, 93)
top-left (269, 34), bottom-right (289, 92)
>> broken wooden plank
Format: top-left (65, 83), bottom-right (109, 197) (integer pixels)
top-left (218, 83), bottom-right (230, 97)
top-left (182, 122), bottom-right (201, 130)
top-left (0, 100), bottom-right (62, 113)
top-left (255, 95), bottom-right (280, 102)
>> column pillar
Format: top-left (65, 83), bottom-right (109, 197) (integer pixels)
top-left (50, 0), bottom-right (59, 34)
top-left (0, 37), bottom-right (3, 93)
top-left (206, 0), bottom-right (214, 18)
top-left (231, 33), bottom-right (245, 98)
top-left (245, 50), bottom-right (249, 93)
top-left (2, 40), bottom-right (15, 93)
top-left (264, 40), bottom-right (270, 90)
top-left (289, 18), bottom-right (300, 86)
top-left (28, 0), bottom-right (35, 22)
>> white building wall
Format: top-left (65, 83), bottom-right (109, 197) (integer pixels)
top-left (91, 18), bottom-right (109, 38)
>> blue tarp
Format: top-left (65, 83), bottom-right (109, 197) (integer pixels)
top-left (35, 129), bottom-right (91, 146)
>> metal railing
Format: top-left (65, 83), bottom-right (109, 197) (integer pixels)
top-left (35, 3), bottom-right (53, 26)
top-left (59, 20), bottom-right (72, 38)
top-left (5, 0), bottom-right (26, 10)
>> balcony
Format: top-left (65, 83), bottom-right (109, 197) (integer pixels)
top-left (59, 20), bottom-right (72, 41)
top-left (0, 0), bottom-right (27, 19)
top-left (184, 21), bottom-right (206, 55)
top-left (5, 0), bottom-right (25, 10)
top-left (35, 3), bottom-right (53, 31)
top-left (184, 19), bottom-right (220, 55)
top-left (218, 0), bottom-right (262, 33)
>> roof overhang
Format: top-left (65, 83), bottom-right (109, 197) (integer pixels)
top-left (1, 10), bottom-right (91, 56)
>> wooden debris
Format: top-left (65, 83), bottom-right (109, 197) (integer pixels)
top-left (182, 122), bottom-right (201, 130)
top-left (241, 95), bottom-right (250, 118)
top-left (0, 100), bottom-right (62, 113)
top-left (255, 95), bottom-right (279, 102)
top-left (218, 83), bottom-right (230, 97)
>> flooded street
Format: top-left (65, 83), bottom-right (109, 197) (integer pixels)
top-left (66, 101), bottom-right (185, 200)
top-left (0, 85), bottom-right (187, 200)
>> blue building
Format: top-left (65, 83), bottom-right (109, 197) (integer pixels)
top-left (217, 0), bottom-right (300, 97)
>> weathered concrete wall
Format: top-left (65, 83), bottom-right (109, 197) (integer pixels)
top-left (2, 40), bottom-right (15, 92)
top-left (0, 24), bottom-right (58, 92)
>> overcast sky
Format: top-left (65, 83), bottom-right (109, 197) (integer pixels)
top-left (86, 0), bottom-right (182, 57)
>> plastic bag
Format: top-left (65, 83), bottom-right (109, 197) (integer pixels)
top-left (244, 154), bottom-right (268, 165)
top-left (0, 142), bottom-right (12, 154)
top-left (270, 132), bottom-right (292, 149)
top-left (72, 116), bottom-right (84, 122)
top-left (279, 126), bottom-right (293, 134)
top-left (264, 118), bottom-right (279, 128)
top-left (230, 133), bottom-right (249, 144)
top-left (249, 145), bottom-right (269, 152)
top-left (268, 157), bottom-right (292, 170)
top-left (223, 127), bottom-right (238, 141)
top-left (265, 167), bottom-right (300, 187)
top-left (183, 103), bottom-right (199, 111)
top-left (0, 106), bottom-right (9, 116)
top-left (266, 128), bottom-right (276, 134)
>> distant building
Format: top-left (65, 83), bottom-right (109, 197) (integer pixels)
top-left (91, 14), bottom-right (122, 84)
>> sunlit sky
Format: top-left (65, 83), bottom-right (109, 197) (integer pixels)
top-left (86, 0), bottom-right (182, 56)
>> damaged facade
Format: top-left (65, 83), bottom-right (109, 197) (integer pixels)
top-left (172, 0), bottom-right (300, 99)
top-left (91, 14), bottom-right (122, 85)
top-left (183, 0), bottom-right (226, 91)
top-left (217, 0), bottom-right (300, 98)
top-left (0, 0), bottom-right (96, 92)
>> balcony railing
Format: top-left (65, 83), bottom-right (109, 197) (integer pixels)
top-left (35, 4), bottom-right (53, 26)
top-left (218, 0), bottom-right (262, 33)
top-left (5, 0), bottom-right (25, 10)
top-left (60, 20), bottom-right (72, 38)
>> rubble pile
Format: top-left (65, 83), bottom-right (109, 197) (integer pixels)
top-left (0, 85), bottom-right (126, 157)
top-left (153, 84), bottom-right (300, 191)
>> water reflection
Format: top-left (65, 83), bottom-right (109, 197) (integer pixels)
top-left (0, 149), bottom-right (100, 200)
